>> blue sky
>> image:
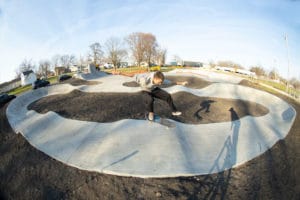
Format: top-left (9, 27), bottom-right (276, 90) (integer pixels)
top-left (0, 0), bottom-right (299, 83)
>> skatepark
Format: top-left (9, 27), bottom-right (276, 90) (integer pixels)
top-left (5, 68), bottom-right (296, 178)
top-left (1, 67), bottom-right (299, 199)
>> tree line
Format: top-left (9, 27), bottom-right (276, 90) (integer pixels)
top-left (208, 60), bottom-right (300, 90)
top-left (15, 31), bottom-right (299, 90)
top-left (15, 32), bottom-right (167, 78)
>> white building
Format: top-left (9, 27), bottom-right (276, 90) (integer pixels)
top-left (21, 70), bottom-right (37, 86)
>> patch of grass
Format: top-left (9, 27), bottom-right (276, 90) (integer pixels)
top-left (259, 79), bottom-right (286, 91)
top-left (243, 78), bottom-right (300, 102)
top-left (258, 79), bottom-right (300, 98)
top-left (8, 75), bottom-right (63, 96)
top-left (8, 84), bottom-right (33, 96)
top-left (47, 76), bottom-right (59, 84)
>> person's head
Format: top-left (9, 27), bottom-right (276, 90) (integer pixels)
top-left (153, 71), bottom-right (164, 85)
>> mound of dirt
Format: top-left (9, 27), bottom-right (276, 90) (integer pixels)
top-left (28, 90), bottom-right (269, 124)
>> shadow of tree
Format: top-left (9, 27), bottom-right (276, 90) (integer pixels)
top-left (181, 107), bottom-right (241, 199)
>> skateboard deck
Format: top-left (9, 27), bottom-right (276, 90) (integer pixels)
top-left (146, 114), bottom-right (176, 128)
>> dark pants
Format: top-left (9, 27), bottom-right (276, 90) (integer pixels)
top-left (143, 87), bottom-right (177, 113)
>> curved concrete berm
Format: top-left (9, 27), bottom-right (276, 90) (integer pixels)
top-left (6, 69), bottom-right (296, 178)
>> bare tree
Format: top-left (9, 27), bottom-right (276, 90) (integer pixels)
top-left (126, 32), bottom-right (159, 70)
top-left (51, 54), bottom-right (61, 68)
top-left (250, 66), bottom-right (266, 77)
top-left (60, 54), bottom-right (76, 69)
top-left (60, 55), bottom-right (69, 68)
top-left (143, 33), bottom-right (158, 70)
top-left (217, 60), bottom-right (243, 69)
top-left (105, 37), bottom-right (127, 71)
top-left (209, 60), bottom-right (216, 68)
top-left (15, 59), bottom-right (36, 78)
top-left (155, 47), bottom-right (167, 66)
top-left (38, 60), bottom-right (51, 78)
top-left (268, 69), bottom-right (279, 80)
top-left (88, 42), bottom-right (103, 66)
top-left (78, 55), bottom-right (86, 72)
top-left (290, 77), bottom-right (300, 90)
top-left (126, 32), bottom-right (145, 67)
top-left (69, 55), bottom-right (76, 67)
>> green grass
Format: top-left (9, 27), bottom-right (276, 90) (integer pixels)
top-left (47, 76), bottom-right (59, 84)
top-left (8, 84), bottom-right (33, 96)
top-left (258, 79), bottom-right (300, 98)
top-left (259, 79), bottom-right (286, 91)
top-left (8, 75), bottom-right (61, 96)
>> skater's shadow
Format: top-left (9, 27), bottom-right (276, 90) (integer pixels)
top-left (229, 107), bottom-right (240, 164)
top-left (194, 100), bottom-right (215, 120)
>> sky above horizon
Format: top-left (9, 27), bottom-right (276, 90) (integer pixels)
top-left (0, 0), bottom-right (299, 83)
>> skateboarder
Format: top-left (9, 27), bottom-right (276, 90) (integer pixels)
top-left (135, 71), bottom-right (185, 121)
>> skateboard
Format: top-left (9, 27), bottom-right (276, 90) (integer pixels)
top-left (145, 113), bottom-right (176, 128)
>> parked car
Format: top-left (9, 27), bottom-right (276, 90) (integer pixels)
top-left (58, 74), bottom-right (72, 82)
top-left (0, 93), bottom-right (16, 107)
top-left (104, 63), bottom-right (114, 69)
top-left (32, 78), bottom-right (50, 90)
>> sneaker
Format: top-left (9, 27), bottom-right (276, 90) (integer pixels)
top-left (172, 111), bottom-right (182, 116)
top-left (148, 112), bottom-right (154, 121)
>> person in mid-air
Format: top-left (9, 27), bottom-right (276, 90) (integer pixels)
top-left (135, 71), bottom-right (186, 121)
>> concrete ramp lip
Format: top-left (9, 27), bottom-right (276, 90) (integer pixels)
top-left (5, 70), bottom-right (297, 178)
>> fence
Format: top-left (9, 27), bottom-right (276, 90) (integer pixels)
top-left (0, 80), bottom-right (21, 93)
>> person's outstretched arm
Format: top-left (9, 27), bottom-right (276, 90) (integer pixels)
top-left (176, 81), bottom-right (188, 86)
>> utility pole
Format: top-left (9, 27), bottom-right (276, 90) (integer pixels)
top-left (273, 59), bottom-right (277, 80)
top-left (284, 33), bottom-right (291, 94)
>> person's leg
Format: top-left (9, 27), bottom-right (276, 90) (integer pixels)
top-left (151, 87), bottom-right (178, 112)
top-left (142, 91), bottom-right (154, 120)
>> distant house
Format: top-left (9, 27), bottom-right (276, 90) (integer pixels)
top-left (236, 69), bottom-right (256, 76)
top-left (169, 60), bottom-right (203, 67)
top-left (54, 67), bottom-right (70, 76)
top-left (69, 65), bottom-right (79, 72)
top-left (103, 63), bottom-right (114, 69)
top-left (119, 62), bottom-right (128, 68)
top-left (215, 66), bottom-right (256, 77)
top-left (21, 70), bottom-right (37, 86)
top-left (139, 62), bottom-right (157, 67)
top-left (215, 66), bottom-right (235, 72)
top-left (181, 61), bottom-right (203, 67)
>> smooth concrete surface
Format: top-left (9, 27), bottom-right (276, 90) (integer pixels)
top-left (6, 69), bottom-right (296, 178)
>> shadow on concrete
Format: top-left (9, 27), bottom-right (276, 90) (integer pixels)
top-left (201, 107), bottom-right (240, 199)
top-left (168, 107), bottom-right (241, 199)
top-left (194, 100), bottom-right (216, 120)
top-left (281, 106), bottom-right (295, 121)
top-left (102, 150), bottom-right (139, 171)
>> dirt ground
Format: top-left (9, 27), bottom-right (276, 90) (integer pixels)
top-left (0, 77), bottom-right (299, 200)
top-left (28, 90), bottom-right (268, 124)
